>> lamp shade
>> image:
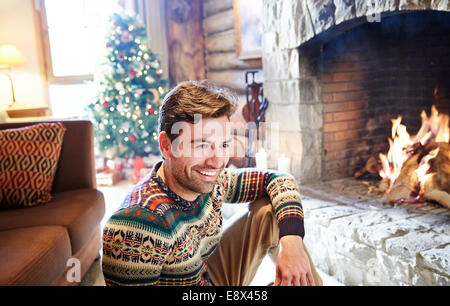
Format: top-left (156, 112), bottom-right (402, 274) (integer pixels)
top-left (0, 45), bottom-right (26, 66)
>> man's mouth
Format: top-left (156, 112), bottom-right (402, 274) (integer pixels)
top-left (195, 169), bottom-right (220, 180)
top-left (198, 170), bottom-right (217, 176)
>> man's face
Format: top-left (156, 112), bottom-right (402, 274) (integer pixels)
top-left (165, 115), bottom-right (232, 196)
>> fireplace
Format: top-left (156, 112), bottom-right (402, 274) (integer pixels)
top-left (262, 1), bottom-right (450, 285)
top-left (319, 11), bottom-right (450, 182)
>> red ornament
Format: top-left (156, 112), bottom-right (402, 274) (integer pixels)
top-left (102, 101), bottom-right (109, 107)
top-left (130, 69), bottom-right (136, 77)
top-left (148, 108), bottom-right (155, 115)
top-left (130, 135), bottom-right (137, 142)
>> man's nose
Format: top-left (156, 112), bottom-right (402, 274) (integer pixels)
top-left (205, 145), bottom-right (228, 168)
top-left (205, 154), bottom-right (222, 169)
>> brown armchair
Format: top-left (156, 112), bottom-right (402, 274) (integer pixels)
top-left (0, 119), bottom-right (105, 285)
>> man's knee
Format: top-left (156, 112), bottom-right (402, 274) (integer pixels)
top-left (248, 197), bottom-right (279, 248)
top-left (248, 197), bottom-right (273, 217)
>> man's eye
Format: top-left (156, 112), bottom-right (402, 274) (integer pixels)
top-left (222, 143), bottom-right (230, 148)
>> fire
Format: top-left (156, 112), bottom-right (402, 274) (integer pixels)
top-left (415, 147), bottom-right (440, 195)
top-left (379, 105), bottom-right (449, 194)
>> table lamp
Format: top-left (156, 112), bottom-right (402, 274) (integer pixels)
top-left (0, 44), bottom-right (26, 107)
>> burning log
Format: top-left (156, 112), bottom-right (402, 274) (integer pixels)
top-left (385, 153), bottom-right (419, 203)
top-left (426, 142), bottom-right (450, 191)
top-left (354, 155), bottom-right (380, 179)
top-left (374, 106), bottom-right (450, 208)
top-left (378, 177), bottom-right (390, 194)
top-left (377, 142), bottom-right (425, 195)
top-left (382, 142), bottom-right (450, 207)
top-left (424, 182), bottom-right (450, 209)
top-left (423, 142), bottom-right (450, 208)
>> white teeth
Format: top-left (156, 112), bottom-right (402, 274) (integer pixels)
top-left (199, 171), bottom-right (216, 177)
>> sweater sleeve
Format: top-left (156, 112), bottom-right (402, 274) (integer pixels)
top-left (218, 168), bottom-right (305, 239)
top-left (102, 206), bottom-right (174, 286)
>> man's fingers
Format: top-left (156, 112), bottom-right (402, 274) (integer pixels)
top-left (299, 273), bottom-right (308, 286)
top-left (276, 269), bottom-right (314, 286)
top-left (274, 266), bottom-right (282, 286)
top-left (281, 279), bottom-right (292, 286)
top-left (292, 274), bottom-right (301, 286)
top-left (307, 271), bottom-right (316, 286)
top-left (274, 276), bottom-right (281, 286)
top-left (281, 274), bottom-right (292, 286)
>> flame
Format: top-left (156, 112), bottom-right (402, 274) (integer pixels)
top-left (415, 147), bottom-right (440, 194)
top-left (379, 105), bottom-right (449, 193)
top-left (378, 116), bottom-right (414, 188)
top-left (412, 106), bottom-right (449, 144)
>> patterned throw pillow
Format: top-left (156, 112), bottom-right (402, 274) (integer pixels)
top-left (0, 122), bottom-right (66, 208)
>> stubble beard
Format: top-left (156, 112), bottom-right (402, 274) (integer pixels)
top-left (174, 165), bottom-right (219, 195)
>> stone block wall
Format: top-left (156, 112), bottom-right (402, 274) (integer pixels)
top-left (262, 0), bottom-right (323, 181)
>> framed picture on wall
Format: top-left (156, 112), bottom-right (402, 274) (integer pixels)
top-left (233, 0), bottom-right (263, 60)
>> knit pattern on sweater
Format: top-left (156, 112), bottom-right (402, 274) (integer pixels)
top-left (102, 162), bottom-right (304, 286)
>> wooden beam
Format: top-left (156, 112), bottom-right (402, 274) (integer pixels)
top-left (165, 0), bottom-right (206, 85)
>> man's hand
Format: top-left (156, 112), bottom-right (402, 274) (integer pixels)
top-left (273, 235), bottom-right (315, 286)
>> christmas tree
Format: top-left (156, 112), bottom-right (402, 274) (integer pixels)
top-left (87, 11), bottom-right (169, 159)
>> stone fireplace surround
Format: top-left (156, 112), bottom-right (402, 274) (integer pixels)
top-left (261, 0), bottom-right (450, 285)
top-left (263, 0), bottom-right (450, 182)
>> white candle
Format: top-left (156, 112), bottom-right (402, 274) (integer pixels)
top-left (255, 148), bottom-right (268, 170)
top-left (277, 154), bottom-right (291, 173)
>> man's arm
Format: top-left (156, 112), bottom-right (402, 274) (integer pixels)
top-left (219, 168), bottom-right (304, 238)
top-left (219, 168), bottom-right (314, 286)
top-left (102, 206), bottom-right (173, 286)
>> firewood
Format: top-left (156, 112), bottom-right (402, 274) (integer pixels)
top-left (403, 142), bottom-right (425, 161)
top-left (424, 179), bottom-right (450, 209)
top-left (427, 142), bottom-right (450, 194)
top-left (420, 142), bottom-right (450, 208)
top-left (385, 154), bottom-right (420, 203)
top-left (354, 155), bottom-right (380, 179)
top-left (378, 177), bottom-right (390, 193)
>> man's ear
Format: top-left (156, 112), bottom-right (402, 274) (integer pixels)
top-left (159, 131), bottom-right (172, 160)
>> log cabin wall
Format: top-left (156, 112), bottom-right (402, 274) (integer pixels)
top-left (320, 11), bottom-right (450, 181)
top-left (202, 0), bottom-right (262, 94)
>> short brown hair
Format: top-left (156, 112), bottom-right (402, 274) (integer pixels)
top-left (158, 80), bottom-right (237, 141)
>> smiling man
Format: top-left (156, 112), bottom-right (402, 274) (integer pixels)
top-left (101, 80), bottom-right (322, 286)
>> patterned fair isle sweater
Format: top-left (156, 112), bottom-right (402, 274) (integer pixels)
top-left (102, 161), bottom-right (305, 286)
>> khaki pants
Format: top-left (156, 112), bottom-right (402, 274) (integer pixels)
top-left (207, 197), bottom-right (323, 286)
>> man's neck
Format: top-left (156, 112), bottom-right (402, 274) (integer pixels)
top-left (156, 162), bottom-right (166, 181)
top-left (157, 162), bottom-right (199, 202)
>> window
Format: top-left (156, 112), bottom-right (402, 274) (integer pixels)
top-left (36, 0), bottom-right (124, 117)
top-left (233, 0), bottom-right (263, 59)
